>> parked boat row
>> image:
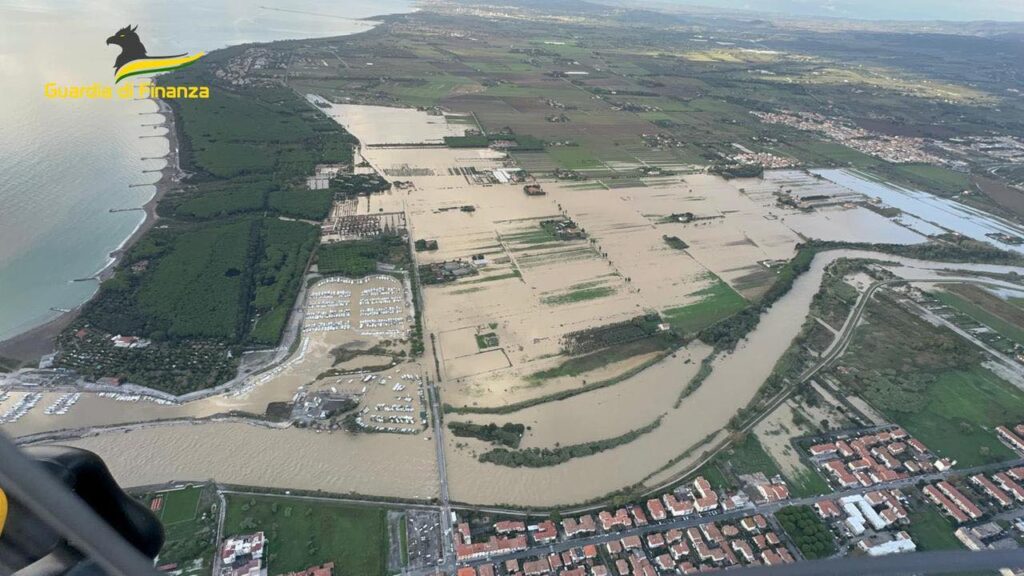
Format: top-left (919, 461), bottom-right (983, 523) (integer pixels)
top-left (0, 393), bottom-right (41, 423)
top-left (44, 392), bottom-right (81, 415)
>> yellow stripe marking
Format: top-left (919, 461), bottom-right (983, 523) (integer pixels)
top-left (115, 52), bottom-right (205, 82)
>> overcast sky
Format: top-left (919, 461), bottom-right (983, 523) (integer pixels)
top-left (675, 0), bottom-right (1024, 21)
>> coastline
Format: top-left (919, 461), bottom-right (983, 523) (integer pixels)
top-left (0, 97), bottom-right (182, 364)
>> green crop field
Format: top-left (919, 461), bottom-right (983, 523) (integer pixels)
top-left (317, 235), bottom-right (410, 276)
top-left (839, 294), bottom-right (1024, 467)
top-left (542, 286), bottom-right (616, 305)
top-left (546, 146), bottom-right (605, 170)
top-left (905, 506), bottom-right (962, 551)
top-left (888, 367), bottom-right (1024, 466)
top-left (662, 278), bottom-right (748, 335)
top-left (223, 495), bottom-right (388, 576)
top-left (934, 286), bottom-right (1024, 345)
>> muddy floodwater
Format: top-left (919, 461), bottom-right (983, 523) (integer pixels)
top-left (58, 422), bottom-right (440, 500)
top-left (441, 250), bottom-right (1024, 506)
top-left (305, 97), bottom-right (466, 145)
top-left (9, 250), bottom-right (1023, 506)
top-left (815, 169), bottom-right (1024, 253)
top-left (12, 252), bottom-right (1023, 506)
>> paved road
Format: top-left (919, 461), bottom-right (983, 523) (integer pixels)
top-left (406, 229), bottom-right (456, 576)
top-left (216, 487), bottom-right (441, 512)
top-left (211, 490), bottom-right (227, 575)
top-left (424, 377), bottom-right (455, 575)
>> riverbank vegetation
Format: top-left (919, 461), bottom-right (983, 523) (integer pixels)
top-left (698, 246), bottom-right (816, 351)
top-left (478, 417), bottom-right (662, 467)
top-left (448, 421), bottom-right (525, 448)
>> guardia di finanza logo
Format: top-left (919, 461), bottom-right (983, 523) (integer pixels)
top-left (106, 24), bottom-right (204, 83)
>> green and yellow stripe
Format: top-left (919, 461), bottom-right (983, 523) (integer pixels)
top-left (115, 52), bottom-right (205, 83)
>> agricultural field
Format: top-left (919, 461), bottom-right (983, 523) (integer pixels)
top-left (222, 494), bottom-right (389, 576)
top-left (905, 505), bottom-right (963, 551)
top-left (661, 277), bottom-right (748, 335)
top-left (933, 284), bottom-right (1024, 346)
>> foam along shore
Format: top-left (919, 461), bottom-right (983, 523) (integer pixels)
top-left (0, 97), bottom-right (180, 364)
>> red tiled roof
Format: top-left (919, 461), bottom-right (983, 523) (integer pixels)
top-left (732, 540), bottom-right (755, 563)
top-left (647, 533), bottom-right (666, 548)
top-left (532, 520), bottom-right (557, 543)
top-left (995, 472), bottom-right (1024, 502)
top-left (971, 474), bottom-right (1012, 507)
top-left (907, 438), bottom-right (928, 454)
top-left (701, 522), bottom-right (724, 544)
top-left (561, 514), bottom-right (596, 537)
top-left (664, 494), bottom-right (694, 517)
top-left (937, 481), bottom-right (982, 519)
top-left (630, 506), bottom-right (649, 526)
top-left (455, 535), bottom-right (528, 561)
top-left (647, 498), bottom-right (667, 520)
top-left (621, 535), bottom-right (643, 550)
top-left (495, 520), bottom-right (526, 533)
top-left (814, 500), bottom-right (841, 518)
top-left (809, 443), bottom-right (837, 456)
top-left (522, 558), bottom-right (550, 576)
top-left (836, 440), bottom-right (854, 457)
top-left (923, 485), bottom-right (969, 523)
top-left (670, 541), bottom-right (690, 560)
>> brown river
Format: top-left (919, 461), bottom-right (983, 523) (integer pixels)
top-left (7, 251), bottom-right (1023, 506)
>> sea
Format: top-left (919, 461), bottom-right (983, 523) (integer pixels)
top-left (0, 0), bottom-right (413, 341)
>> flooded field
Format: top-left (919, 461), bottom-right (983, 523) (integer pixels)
top-left (9, 251), bottom-right (1022, 506)
top-left (12, 104), bottom-right (1024, 507)
top-left (306, 97), bottom-right (467, 145)
top-left (753, 401), bottom-right (814, 484)
top-left (814, 169), bottom-right (1024, 252)
top-left (781, 206), bottom-right (925, 245)
top-left (440, 250), bottom-right (1024, 506)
